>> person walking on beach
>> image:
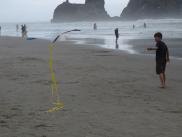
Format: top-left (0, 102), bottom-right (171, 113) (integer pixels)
top-left (16, 24), bottom-right (19, 32)
top-left (0, 26), bottom-right (1, 36)
top-left (93, 23), bottom-right (97, 30)
top-left (115, 28), bottom-right (119, 48)
top-left (21, 24), bottom-right (28, 38)
top-left (24, 24), bottom-right (28, 37)
top-left (133, 24), bottom-right (135, 29)
top-left (21, 25), bottom-right (25, 38)
top-left (147, 32), bottom-right (170, 88)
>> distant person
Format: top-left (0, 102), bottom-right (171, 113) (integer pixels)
top-left (144, 23), bottom-right (147, 28)
top-left (21, 25), bottom-right (25, 38)
top-left (147, 32), bottom-right (170, 88)
top-left (21, 24), bottom-right (28, 38)
top-left (93, 23), bottom-right (97, 30)
top-left (133, 24), bottom-right (135, 29)
top-left (16, 24), bottom-right (19, 32)
top-left (0, 26), bottom-right (1, 36)
top-left (24, 24), bottom-right (28, 37)
top-left (115, 28), bottom-right (119, 47)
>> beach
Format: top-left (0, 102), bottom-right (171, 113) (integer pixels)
top-left (0, 36), bottom-right (181, 137)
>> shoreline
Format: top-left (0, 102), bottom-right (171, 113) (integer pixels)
top-left (2, 35), bottom-right (182, 61)
top-left (65, 36), bottom-right (182, 60)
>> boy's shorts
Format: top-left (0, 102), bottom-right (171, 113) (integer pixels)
top-left (156, 61), bottom-right (166, 74)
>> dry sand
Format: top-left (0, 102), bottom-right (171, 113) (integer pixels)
top-left (0, 37), bottom-right (182, 137)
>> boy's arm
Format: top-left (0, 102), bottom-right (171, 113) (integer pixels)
top-left (147, 47), bottom-right (157, 51)
top-left (166, 46), bottom-right (170, 62)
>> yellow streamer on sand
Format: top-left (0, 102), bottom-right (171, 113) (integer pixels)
top-left (47, 44), bottom-right (64, 113)
top-left (46, 30), bottom-right (80, 112)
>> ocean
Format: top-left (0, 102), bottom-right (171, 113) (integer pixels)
top-left (1, 19), bottom-right (182, 58)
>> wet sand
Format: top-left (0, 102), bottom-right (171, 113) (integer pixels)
top-left (0, 36), bottom-right (182, 137)
top-left (126, 38), bottom-right (182, 58)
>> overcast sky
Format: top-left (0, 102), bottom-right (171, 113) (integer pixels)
top-left (0, 0), bottom-right (129, 22)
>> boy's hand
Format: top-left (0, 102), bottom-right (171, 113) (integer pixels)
top-left (147, 48), bottom-right (157, 51)
top-left (167, 58), bottom-right (170, 63)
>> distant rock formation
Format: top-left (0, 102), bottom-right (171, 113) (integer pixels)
top-left (52, 0), bottom-right (110, 22)
top-left (121, 0), bottom-right (182, 20)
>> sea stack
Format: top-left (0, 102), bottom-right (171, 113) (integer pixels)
top-left (121, 0), bottom-right (182, 20)
top-left (52, 0), bottom-right (110, 22)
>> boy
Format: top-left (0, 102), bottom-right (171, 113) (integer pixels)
top-left (147, 32), bottom-right (170, 88)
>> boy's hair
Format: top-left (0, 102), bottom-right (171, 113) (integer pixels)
top-left (154, 32), bottom-right (163, 39)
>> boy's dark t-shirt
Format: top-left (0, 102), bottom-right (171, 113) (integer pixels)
top-left (156, 41), bottom-right (168, 63)
top-left (155, 41), bottom-right (169, 74)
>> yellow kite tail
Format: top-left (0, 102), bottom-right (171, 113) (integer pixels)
top-left (47, 44), bottom-right (64, 113)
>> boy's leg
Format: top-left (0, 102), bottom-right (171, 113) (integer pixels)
top-left (164, 73), bottom-right (166, 86)
top-left (159, 73), bottom-right (165, 88)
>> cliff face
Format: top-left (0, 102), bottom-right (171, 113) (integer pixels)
top-left (121, 0), bottom-right (182, 20)
top-left (52, 0), bottom-right (110, 22)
